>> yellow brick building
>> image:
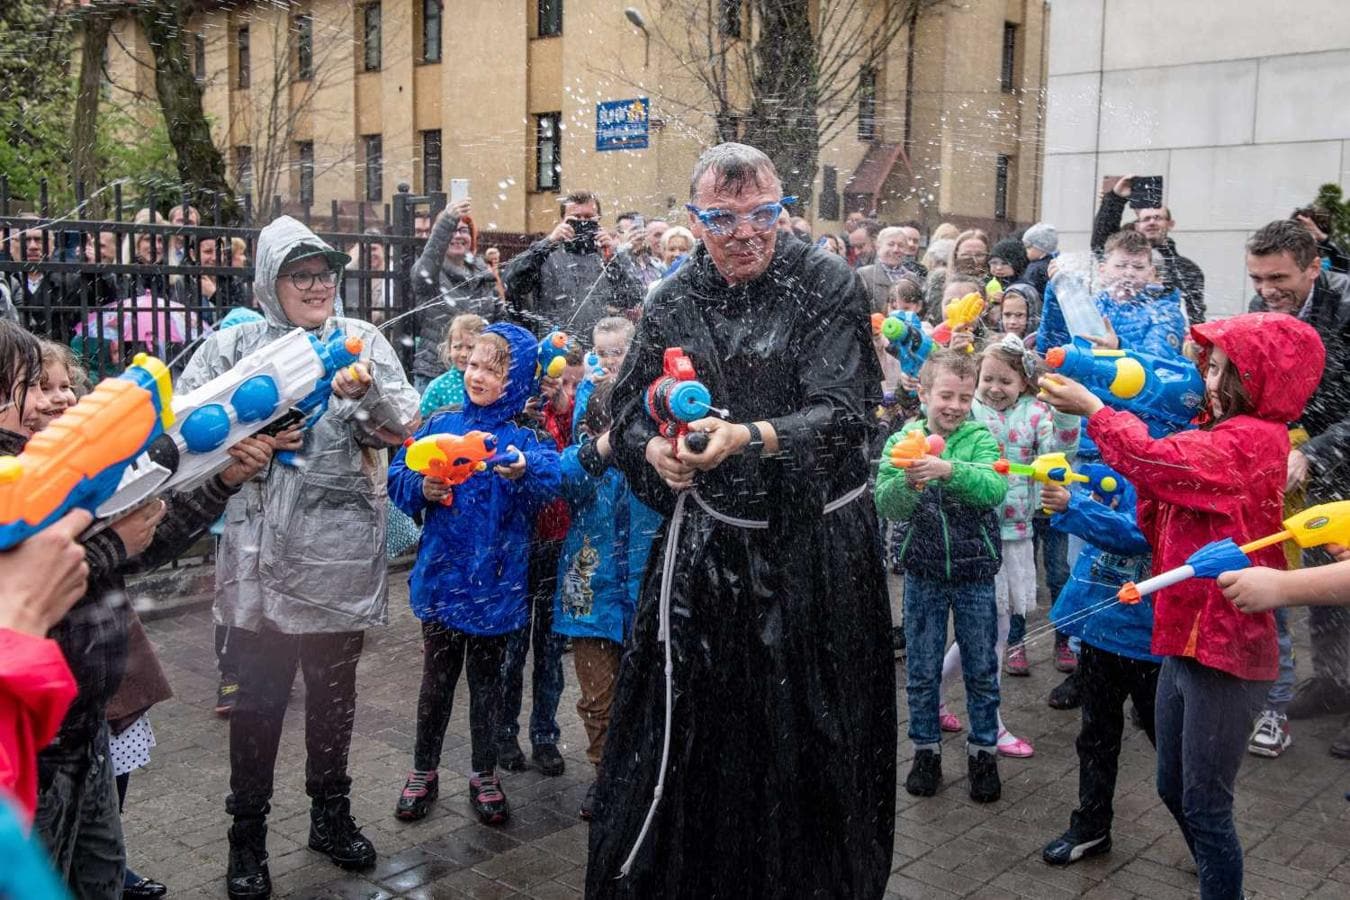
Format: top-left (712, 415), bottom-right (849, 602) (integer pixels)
top-left (102, 0), bottom-right (1047, 234)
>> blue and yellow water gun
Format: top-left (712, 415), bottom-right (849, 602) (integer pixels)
top-left (1044, 339), bottom-right (1204, 430)
top-left (275, 331), bottom-right (366, 466)
top-left (0, 354), bottom-right (174, 550)
top-left (538, 331), bottom-right (570, 381)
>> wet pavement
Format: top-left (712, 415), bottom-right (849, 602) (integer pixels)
top-left (125, 575), bottom-right (1350, 899)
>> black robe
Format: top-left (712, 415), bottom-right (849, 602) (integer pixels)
top-left (588, 238), bottom-right (896, 898)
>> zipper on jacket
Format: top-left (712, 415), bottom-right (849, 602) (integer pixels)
top-left (937, 503), bottom-right (953, 580)
top-left (979, 524), bottom-right (998, 561)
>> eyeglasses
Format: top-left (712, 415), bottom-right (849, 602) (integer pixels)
top-left (684, 196), bottom-right (797, 236)
top-left (284, 269), bottom-right (339, 290)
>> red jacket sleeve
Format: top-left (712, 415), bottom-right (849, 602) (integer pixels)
top-left (0, 629), bottom-right (77, 827)
top-left (1086, 407), bottom-right (1288, 507)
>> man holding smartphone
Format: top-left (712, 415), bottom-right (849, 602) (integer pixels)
top-left (502, 191), bottom-right (644, 339)
top-left (1091, 174), bottom-right (1206, 324)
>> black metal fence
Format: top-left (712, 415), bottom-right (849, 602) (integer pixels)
top-left (0, 178), bottom-right (536, 380)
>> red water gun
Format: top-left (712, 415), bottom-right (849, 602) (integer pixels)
top-left (645, 348), bottom-right (714, 455)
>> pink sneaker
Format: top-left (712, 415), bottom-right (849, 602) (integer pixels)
top-left (1054, 643), bottom-right (1078, 674)
top-left (939, 705), bottom-right (963, 733)
top-left (997, 728), bottom-right (1035, 758)
top-left (1004, 644), bottom-right (1030, 676)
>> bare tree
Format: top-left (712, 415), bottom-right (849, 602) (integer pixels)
top-left (626, 0), bottom-right (938, 204)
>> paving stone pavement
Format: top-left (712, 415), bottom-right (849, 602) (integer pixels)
top-left (125, 575), bottom-right (1350, 899)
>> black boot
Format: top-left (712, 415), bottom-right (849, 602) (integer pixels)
top-left (309, 797), bottom-right (377, 870)
top-left (226, 819), bottom-right (271, 900)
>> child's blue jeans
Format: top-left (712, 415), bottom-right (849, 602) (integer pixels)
top-left (1155, 656), bottom-right (1268, 900)
top-left (903, 574), bottom-right (1000, 751)
top-left (1263, 608), bottom-right (1296, 713)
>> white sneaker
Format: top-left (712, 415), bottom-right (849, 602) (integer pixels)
top-left (1248, 709), bottom-right (1292, 758)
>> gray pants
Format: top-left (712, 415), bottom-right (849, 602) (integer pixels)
top-left (34, 723), bottom-right (125, 899)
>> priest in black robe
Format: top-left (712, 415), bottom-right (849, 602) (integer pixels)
top-left (587, 143), bottom-right (896, 898)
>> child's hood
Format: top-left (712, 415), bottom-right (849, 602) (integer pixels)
top-left (462, 322), bottom-right (540, 426)
top-left (1191, 312), bottom-right (1325, 422)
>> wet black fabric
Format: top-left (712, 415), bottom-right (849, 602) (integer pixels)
top-left (589, 238), bottom-right (895, 898)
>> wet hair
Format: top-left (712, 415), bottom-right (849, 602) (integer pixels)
top-left (560, 191), bottom-right (602, 218)
top-left (593, 316), bottom-right (635, 346)
top-left (474, 332), bottom-right (512, 374)
top-left (689, 143), bottom-right (780, 201)
top-left (979, 342), bottom-right (1034, 396)
top-left (438, 313), bottom-right (487, 366)
top-left (1247, 219), bottom-right (1318, 270)
top-left (919, 348), bottom-right (979, 389)
top-left (579, 378), bottom-right (616, 439)
top-left (1103, 228), bottom-right (1152, 258)
top-left (0, 320), bottom-right (43, 422)
top-left (40, 340), bottom-right (89, 398)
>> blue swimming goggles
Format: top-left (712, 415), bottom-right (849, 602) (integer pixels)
top-left (684, 196), bottom-right (798, 236)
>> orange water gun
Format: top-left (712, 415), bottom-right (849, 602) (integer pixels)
top-left (402, 430), bottom-right (521, 506)
top-left (932, 291), bottom-right (985, 351)
top-left (0, 354), bottom-right (174, 550)
top-left (886, 430), bottom-right (947, 489)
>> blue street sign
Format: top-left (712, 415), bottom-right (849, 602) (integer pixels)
top-left (596, 98), bottom-right (650, 152)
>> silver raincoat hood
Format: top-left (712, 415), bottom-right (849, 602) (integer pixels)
top-left (178, 216), bottom-right (421, 633)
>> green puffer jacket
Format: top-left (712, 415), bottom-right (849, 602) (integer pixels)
top-left (875, 419), bottom-right (1007, 582)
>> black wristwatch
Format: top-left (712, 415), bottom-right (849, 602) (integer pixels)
top-left (743, 421), bottom-right (765, 457)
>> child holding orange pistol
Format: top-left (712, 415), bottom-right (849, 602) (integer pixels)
top-left (387, 322), bottom-right (560, 827)
top-left (876, 349), bottom-right (1008, 802)
top-left (1038, 312), bottom-right (1325, 900)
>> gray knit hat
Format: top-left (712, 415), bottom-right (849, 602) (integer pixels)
top-left (1022, 222), bottom-right (1059, 255)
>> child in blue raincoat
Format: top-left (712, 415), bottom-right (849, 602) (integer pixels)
top-left (1039, 467), bottom-right (1159, 868)
top-left (387, 322), bottom-right (561, 827)
top-left (552, 378), bottom-right (662, 819)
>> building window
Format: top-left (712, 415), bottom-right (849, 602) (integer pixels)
top-left (297, 142), bottom-right (315, 205)
top-left (994, 154), bottom-right (1010, 220)
top-left (535, 113), bottom-right (561, 192)
top-left (236, 26), bottom-right (250, 89)
top-left (235, 145), bottom-right (253, 197)
top-left (719, 0), bottom-right (742, 38)
top-left (1001, 22), bottom-right (1017, 92)
top-left (295, 14), bottom-right (313, 81)
top-left (364, 134), bottom-right (383, 201)
top-left (538, 0), bottom-right (562, 37)
top-left (194, 34), bottom-right (206, 83)
top-left (858, 66), bottom-right (877, 142)
top-left (819, 165), bottom-right (840, 221)
top-left (363, 3), bottom-right (382, 71)
top-left (422, 0), bottom-right (442, 63)
top-left (422, 130), bottom-right (442, 193)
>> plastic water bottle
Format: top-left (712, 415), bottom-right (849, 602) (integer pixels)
top-left (1051, 261), bottom-right (1108, 340)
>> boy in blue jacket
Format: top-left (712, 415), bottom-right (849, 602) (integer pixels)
top-left (1038, 469), bottom-right (1160, 867)
top-left (551, 378), bottom-right (662, 820)
top-left (387, 323), bottom-right (561, 826)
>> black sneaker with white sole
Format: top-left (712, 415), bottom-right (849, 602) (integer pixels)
top-left (1042, 830), bottom-right (1111, 865)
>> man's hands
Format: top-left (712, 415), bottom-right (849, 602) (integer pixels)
top-left (645, 437), bottom-right (695, 492)
top-left (677, 418), bottom-right (748, 472)
top-left (596, 229), bottom-right (618, 260)
top-left (270, 423), bottom-right (305, 453)
top-left (110, 498), bottom-right (168, 559)
top-left (220, 435), bottom-right (278, 487)
top-left (1286, 449), bottom-right (1310, 492)
top-left (548, 220), bottom-right (576, 244)
top-left (423, 475), bottom-right (452, 504)
top-left (1112, 175), bottom-right (1135, 199)
top-left (0, 510), bottom-right (92, 636)
top-left (333, 362), bottom-right (373, 400)
top-left (1038, 375), bottom-right (1104, 418)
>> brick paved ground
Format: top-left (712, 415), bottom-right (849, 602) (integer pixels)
top-left (125, 575), bottom-right (1350, 899)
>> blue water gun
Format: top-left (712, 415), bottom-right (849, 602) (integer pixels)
top-left (0, 354), bottom-right (174, 550)
top-left (875, 311), bottom-right (933, 390)
top-left (1078, 462), bottom-right (1125, 506)
top-left (276, 331), bottom-right (365, 466)
top-left (1044, 338), bottom-right (1204, 430)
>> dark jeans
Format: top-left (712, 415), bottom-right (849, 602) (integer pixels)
top-left (1155, 656), bottom-right (1268, 900)
top-left (1309, 605), bottom-right (1350, 687)
top-left (215, 624), bottom-right (250, 680)
top-left (226, 629), bottom-right (364, 821)
top-left (1033, 515), bottom-right (1071, 647)
top-left (414, 620), bottom-right (509, 773)
top-left (1070, 643), bottom-right (1160, 837)
top-left (903, 574), bottom-right (1000, 749)
top-left (34, 722), bottom-right (125, 899)
top-left (499, 541), bottom-right (566, 747)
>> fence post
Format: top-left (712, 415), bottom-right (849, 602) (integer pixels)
top-left (392, 184), bottom-right (417, 375)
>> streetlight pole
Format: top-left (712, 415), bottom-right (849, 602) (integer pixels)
top-left (624, 7), bottom-right (650, 68)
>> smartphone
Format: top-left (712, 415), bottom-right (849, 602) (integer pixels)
top-left (1129, 176), bottom-right (1163, 210)
top-left (450, 178), bottom-right (470, 204)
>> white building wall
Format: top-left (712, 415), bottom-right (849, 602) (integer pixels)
top-left (1040, 0), bottom-right (1350, 317)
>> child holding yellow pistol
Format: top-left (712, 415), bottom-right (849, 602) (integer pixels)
top-left (388, 322), bottom-right (560, 826)
top-left (1039, 312), bottom-right (1325, 900)
top-left (876, 349), bottom-right (1008, 802)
